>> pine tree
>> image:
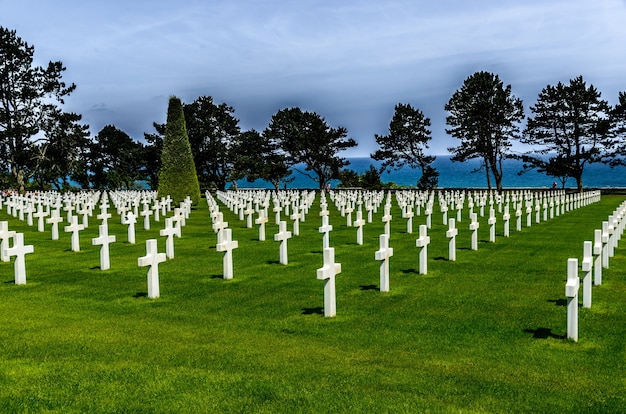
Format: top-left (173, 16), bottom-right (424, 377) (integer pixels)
top-left (157, 96), bottom-right (201, 205)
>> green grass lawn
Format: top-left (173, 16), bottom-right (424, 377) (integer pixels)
top-left (0, 191), bottom-right (624, 413)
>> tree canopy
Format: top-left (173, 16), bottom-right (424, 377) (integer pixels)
top-left (521, 76), bottom-right (612, 191)
top-left (445, 71), bottom-right (524, 191)
top-left (265, 107), bottom-right (357, 190)
top-left (371, 103), bottom-right (438, 190)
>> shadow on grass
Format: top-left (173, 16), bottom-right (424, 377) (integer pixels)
top-left (549, 299), bottom-right (568, 307)
top-left (524, 327), bottom-right (566, 340)
top-left (401, 268), bottom-right (419, 274)
top-left (266, 260), bottom-right (281, 265)
top-left (210, 274), bottom-right (224, 279)
top-left (359, 284), bottom-right (379, 291)
top-left (434, 256), bottom-right (447, 261)
top-left (133, 292), bottom-right (148, 298)
top-left (301, 306), bottom-right (324, 315)
top-left (309, 250), bottom-right (322, 255)
top-left (90, 265), bottom-right (101, 270)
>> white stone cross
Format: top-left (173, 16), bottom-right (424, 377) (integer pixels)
top-left (138, 239), bottom-right (166, 299)
top-left (216, 228), bottom-right (238, 280)
top-left (375, 234), bottom-right (393, 292)
top-left (582, 241), bottom-right (593, 309)
top-left (488, 208), bottom-right (496, 243)
top-left (212, 212), bottom-right (229, 244)
top-left (502, 205), bottom-right (511, 237)
top-left (317, 247), bottom-right (341, 317)
top-left (33, 204), bottom-right (48, 232)
top-left (469, 212), bottom-right (480, 251)
top-left (64, 215), bottom-right (85, 252)
top-left (601, 221), bottom-right (609, 269)
top-left (160, 217), bottom-right (179, 259)
top-left (382, 204), bottom-right (392, 238)
top-left (446, 218), bottom-right (458, 261)
top-left (354, 210), bottom-right (366, 245)
top-left (140, 203), bottom-right (153, 230)
top-left (46, 209), bottom-right (63, 241)
top-left (318, 214), bottom-right (333, 249)
top-left (593, 229), bottom-right (602, 286)
top-left (565, 258), bottom-right (580, 341)
top-left (5, 232), bottom-right (34, 285)
top-left (92, 224), bottom-right (116, 270)
top-left (125, 211), bottom-right (137, 244)
top-left (290, 207), bottom-right (302, 236)
top-left (255, 210), bottom-right (269, 241)
top-left (0, 221), bottom-right (16, 262)
top-left (245, 203), bottom-right (255, 228)
top-left (415, 224), bottom-right (430, 275)
top-left (274, 220), bottom-right (292, 265)
top-left (515, 207), bottom-right (522, 232)
top-left (97, 207), bottom-right (112, 235)
top-left (403, 208), bottom-right (414, 234)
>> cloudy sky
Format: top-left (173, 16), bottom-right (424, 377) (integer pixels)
top-left (3, 0), bottom-right (626, 156)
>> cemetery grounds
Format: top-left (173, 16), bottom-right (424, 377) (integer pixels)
top-left (0, 191), bottom-right (624, 413)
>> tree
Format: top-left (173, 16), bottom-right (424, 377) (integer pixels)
top-left (143, 122), bottom-right (165, 189)
top-left (231, 129), bottom-right (292, 190)
top-left (89, 125), bottom-right (145, 189)
top-left (445, 71), bottom-right (524, 191)
top-left (0, 26), bottom-right (77, 193)
top-left (608, 91), bottom-right (626, 167)
top-left (157, 96), bottom-right (201, 204)
top-left (184, 96), bottom-right (240, 190)
top-left (265, 107), bottom-right (357, 190)
top-left (521, 76), bottom-right (612, 191)
top-left (337, 169), bottom-right (360, 188)
top-left (35, 110), bottom-right (90, 190)
top-left (371, 103), bottom-right (438, 189)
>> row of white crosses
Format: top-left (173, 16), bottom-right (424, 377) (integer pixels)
top-left (565, 199), bottom-right (626, 341)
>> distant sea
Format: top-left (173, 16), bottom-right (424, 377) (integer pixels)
top-left (235, 156), bottom-right (626, 189)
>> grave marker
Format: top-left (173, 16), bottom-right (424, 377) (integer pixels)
top-left (64, 215), bottom-right (85, 252)
top-left (375, 234), bottom-right (393, 292)
top-left (446, 218), bottom-right (458, 261)
top-left (317, 247), bottom-right (341, 317)
top-left (565, 258), bottom-right (580, 341)
top-left (5, 233), bottom-right (34, 285)
top-left (274, 221), bottom-right (292, 265)
top-left (216, 228), bottom-right (238, 280)
top-left (138, 239), bottom-right (166, 299)
top-left (92, 224), bottom-right (116, 270)
top-left (415, 224), bottom-right (430, 274)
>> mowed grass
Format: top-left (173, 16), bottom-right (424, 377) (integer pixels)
top-left (0, 191), bottom-right (624, 413)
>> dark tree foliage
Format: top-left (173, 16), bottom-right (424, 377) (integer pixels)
top-left (184, 96), bottom-right (240, 190)
top-left (231, 129), bottom-right (292, 190)
top-left (360, 165), bottom-right (384, 189)
top-left (265, 107), bottom-right (357, 190)
top-left (35, 110), bottom-right (90, 190)
top-left (608, 91), bottom-right (626, 167)
top-left (337, 169), bottom-right (360, 188)
top-left (522, 76), bottom-right (612, 191)
top-left (158, 96), bottom-right (201, 204)
top-left (372, 103), bottom-right (438, 189)
top-left (143, 122), bottom-right (165, 189)
top-left (0, 26), bottom-right (78, 192)
top-left (445, 71), bottom-right (524, 191)
top-left (89, 125), bottom-right (145, 190)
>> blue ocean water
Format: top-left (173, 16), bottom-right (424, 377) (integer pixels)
top-left (236, 156), bottom-right (626, 189)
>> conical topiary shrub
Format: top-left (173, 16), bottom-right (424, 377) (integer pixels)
top-left (157, 96), bottom-right (201, 205)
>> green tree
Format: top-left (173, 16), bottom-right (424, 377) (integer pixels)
top-left (35, 110), bottom-right (90, 190)
top-left (158, 96), bottom-right (201, 204)
top-left (360, 165), bottom-right (383, 189)
top-left (608, 91), bottom-right (626, 167)
top-left (184, 96), bottom-right (240, 190)
top-left (89, 125), bottom-right (145, 189)
top-left (372, 103), bottom-right (438, 189)
top-left (521, 76), bottom-right (612, 191)
top-left (231, 129), bottom-right (292, 190)
top-left (337, 169), bottom-right (360, 188)
top-left (143, 122), bottom-right (165, 189)
top-left (0, 26), bottom-right (78, 192)
top-left (445, 71), bottom-right (524, 191)
top-left (265, 107), bottom-right (357, 190)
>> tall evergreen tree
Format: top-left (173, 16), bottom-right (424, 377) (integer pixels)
top-left (445, 71), bottom-right (524, 191)
top-left (157, 96), bottom-right (201, 205)
top-left (522, 76), bottom-right (611, 191)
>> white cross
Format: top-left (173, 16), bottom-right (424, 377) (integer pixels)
top-left (33, 204), bottom-right (48, 232)
top-left (403, 208), bottom-right (414, 234)
top-left (5, 233), bottom-right (34, 285)
top-left (565, 258), bottom-right (580, 341)
top-left (138, 239), bottom-right (166, 299)
top-left (245, 203), bottom-right (255, 228)
top-left (318, 214), bottom-right (333, 250)
top-left (290, 207), bottom-right (302, 236)
top-left (354, 210), bottom-right (366, 245)
top-left (140, 203), bottom-right (153, 230)
top-left (382, 204), bottom-right (392, 238)
top-left (582, 241), bottom-right (593, 309)
top-left (317, 247), bottom-right (341, 317)
top-left (593, 229), bottom-right (603, 286)
top-left (415, 224), bottom-right (430, 275)
top-left (216, 228), bottom-right (238, 280)
top-left (212, 212), bottom-right (228, 244)
top-left (375, 234), bottom-right (393, 292)
top-left (446, 218), bottom-right (458, 261)
top-left (64, 215), bottom-right (85, 252)
top-left (0, 221), bottom-right (16, 262)
top-left (274, 220), bottom-right (292, 265)
top-left (125, 211), bottom-right (137, 244)
top-left (488, 208), bottom-right (496, 243)
top-left (46, 209), bottom-right (63, 240)
top-left (92, 224), bottom-right (116, 270)
top-left (255, 211), bottom-right (268, 241)
top-left (469, 212), bottom-right (479, 251)
top-left (159, 217), bottom-right (179, 259)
